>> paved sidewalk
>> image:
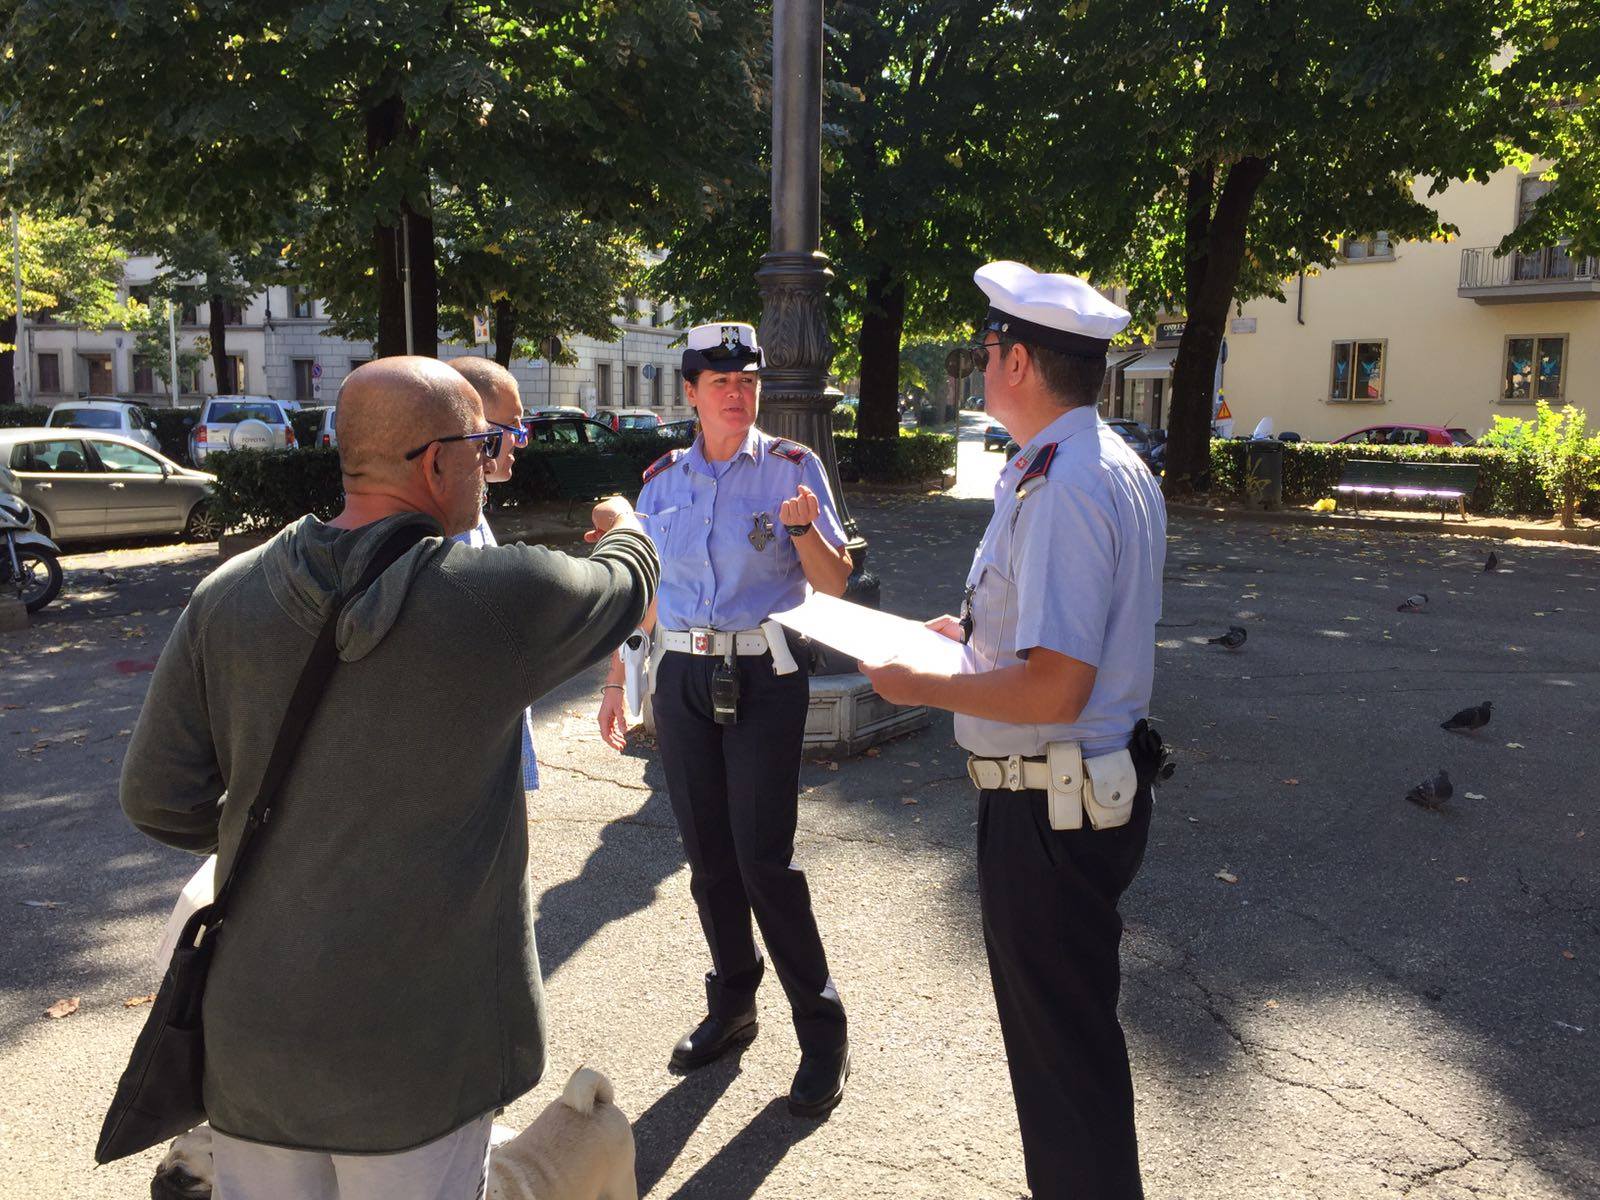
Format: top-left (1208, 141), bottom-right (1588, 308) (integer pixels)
top-left (1, 495), bottom-right (1596, 1198)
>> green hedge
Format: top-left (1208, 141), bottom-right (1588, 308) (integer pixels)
top-left (0, 403), bottom-right (50, 429)
top-left (834, 429), bottom-right (956, 484)
top-left (208, 448), bottom-right (346, 533)
top-left (1206, 439), bottom-right (1594, 517)
top-left (150, 407), bottom-right (200, 464)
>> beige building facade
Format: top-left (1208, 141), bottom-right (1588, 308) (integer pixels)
top-left (1214, 166), bottom-right (1598, 442)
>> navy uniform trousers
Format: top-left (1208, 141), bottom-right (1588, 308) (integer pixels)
top-left (653, 646), bottom-right (848, 1056)
top-left (977, 750), bottom-right (1156, 1200)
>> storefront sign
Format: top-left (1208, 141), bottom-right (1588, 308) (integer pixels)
top-left (1230, 317), bottom-right (1257, 334)
top-left (1155, 320), bottom-right (1187, 345)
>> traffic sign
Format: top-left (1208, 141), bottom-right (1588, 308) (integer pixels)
top-left (642, 363), bottom-right (657, 381)
top-left (1215, 398), bottom-right (1232, 420)
top-left (310, 362), bottom-right (322, 380)
top-left (473, 311), bottom-right (491, 345)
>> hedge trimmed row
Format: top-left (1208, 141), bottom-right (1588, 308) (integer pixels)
top-left (1207, 439), bottom-right (1596, 518)
top-left (0, 403), bottom-right (50, 428)
top-left (835, 429), bottom-right (956, 484)
top-left (209, 447), bottom-right (346, 532)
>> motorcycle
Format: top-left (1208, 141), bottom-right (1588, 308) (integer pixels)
top-left (0, 469), bottom-right (64, 614)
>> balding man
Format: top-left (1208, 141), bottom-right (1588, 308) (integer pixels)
top-left (119, 358), bottom-right (658, 1200)
top-left (448, 357), bottom-right (541, 792)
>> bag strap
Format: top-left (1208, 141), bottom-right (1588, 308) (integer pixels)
top-left (207, 521), bottom-right (431, 926)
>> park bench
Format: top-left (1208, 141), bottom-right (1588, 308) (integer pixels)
top-left (1333, 459), bottom-right (1479, 520)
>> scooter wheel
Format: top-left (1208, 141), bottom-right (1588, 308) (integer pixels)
top-left (12, 548), bottom-right (64, 613)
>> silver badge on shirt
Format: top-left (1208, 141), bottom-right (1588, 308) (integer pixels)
top-left (748, 512), bottom-right (775, 551)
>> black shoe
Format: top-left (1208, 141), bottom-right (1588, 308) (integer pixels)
top-left (788, 1044), bottom-right (850, 1118)
top-left (669, 1012), bottom-right (758, 1072)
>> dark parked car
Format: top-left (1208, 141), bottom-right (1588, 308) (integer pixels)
top-left (1105, 418), bottom-right (1167, 472)
top-left (657, 418), bottom-right (698, 443)
top-left (520, 414), bottom-right (638, 498)
top-left (983, 421), bottom-right (1012, 451)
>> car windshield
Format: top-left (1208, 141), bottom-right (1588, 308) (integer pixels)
top-left (53, 408), bottom-right (121, 429)
top-left (618, 415), bottom-right (657, 428)
top-left (207, 401), bottom-right (283, 424)
top-left (1448, 428), bottom-right (1474, 445)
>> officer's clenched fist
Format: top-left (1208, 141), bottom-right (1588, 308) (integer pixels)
top-left (779, 484), bottom-right (820, 533)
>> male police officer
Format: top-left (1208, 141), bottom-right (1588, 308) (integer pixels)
top-left (593, 322), bottom-right (853, 1117)
top-left (862, 262), bottom-right (1167, 1197)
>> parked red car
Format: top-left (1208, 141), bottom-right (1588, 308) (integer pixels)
top-left (1334, 424), bottom-right (1475, 447)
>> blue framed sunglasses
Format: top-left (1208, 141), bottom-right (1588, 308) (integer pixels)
top-left (403, 429), bottom-right (505, 462)
top-left (489, 419), bottom-right (529, 448)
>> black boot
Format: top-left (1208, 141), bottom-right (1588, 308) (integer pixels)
top-left (670, 1011), bottom-right (758, 1072)
top-left (788, 1043), bottom-right (850, 1118)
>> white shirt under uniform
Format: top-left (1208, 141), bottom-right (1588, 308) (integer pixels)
top-left (955, 402), bottom-right (1167, 759)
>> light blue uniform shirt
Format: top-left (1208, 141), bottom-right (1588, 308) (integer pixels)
top-left (454, 515), bottom-right (541, 791)
top-left (956, 404), bottom-right (1167, 758)
top-left (637, 426), bottom-right (847, 632)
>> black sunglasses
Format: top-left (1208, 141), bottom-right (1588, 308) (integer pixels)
top-left (403, 429), bottom-right (504, 462)
top-left (945, 336), bottom-right (1005, 380)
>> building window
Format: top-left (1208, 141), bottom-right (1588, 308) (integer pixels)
top-left (596, 362), bottom-right (612, 407)
top-left (1341, 232), bottom-right (1393, 261)
top-left (652, 367), bottom-right (663, 408)
top-left (36, 352), bottom-right (61, 393)
top-left (350, 357), bottom-right (370, 372)
top-left (180, 301), bottom-right (199, 326)
top-left (673, 368), bottom-right (683, 404)
top-left (625, 364), bottom-right (639, 406)
top-left (1330, 340), bottom-right (1386, 401)
top-left (79, 353), bottom-right (114, 395)
top-left (227, 355), bottom-right (247, 392)
top-left (1502, 335), bottom-right (1565, 402)
top-left (290, 286), bottom-right (314, 319)
top-left (293, 359), bottom-right (316, 403)
top-left (132, 355), bottom-right (155, 394)
top-left (220, 299), bottom-right (247, 326)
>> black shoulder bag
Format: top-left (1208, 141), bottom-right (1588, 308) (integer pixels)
top-left (95, 523), bottom-right (428, 1164)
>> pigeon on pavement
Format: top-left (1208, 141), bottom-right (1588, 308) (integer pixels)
top-left (1483, 551), bottom-right (1499, 572)
top-left (1206, 626), bottom-right (1247, 649)
top-left (1406, 769), bottom-right (1453, 811)
top-left (1441, 701), bottom-right (1492, 733)
top-left (1397, 593), bottom-right (1428, 613)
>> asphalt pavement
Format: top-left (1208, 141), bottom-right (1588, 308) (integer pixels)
top-left (2, 443), bottom-right (1597, 1198)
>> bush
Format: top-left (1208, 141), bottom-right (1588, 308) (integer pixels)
top-left (1206, 439), bottom-right (1582, 518)
top-left (0, 403), bottom-right (51, 429)
top-left (835, 429), bottom-right (957, 484)
top-left (831, 403), bottom-right (857, 433)
top-left (209, 448), bottom-right (344, 533)
top-left (1479, 402), bottom-right (1600, 528)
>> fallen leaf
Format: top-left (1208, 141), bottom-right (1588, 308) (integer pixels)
top-left (45, 997), bottom-right (80, 1019)
top-left (123, 994), bottom-right (156, 1008)
top-left (21, 899), bottom-right (61, 909)
top-left (1505, 742), bottom-right (1525, 749)
top-left (1, 704), bottom-right (21, 711)
top-left (863, 747), bottom-right (880, 757)
top-left (1215, 870), bottom-right (1239, 885)
top-left (822, 760), bottom-right (839, 772)
top-left (1186, 816), bottom-right (1199, 824)
top-left (1281, 778), bottom-right (1299, 786)
top-left (1464, 792), bottom-right (1487, 801)
top-left (1562, 950), bottom-right (1576, 961)
top-left (1263, 998), bottom-right (1280, 1010)
top-left (901, 797), bottom-right (918, 805)
top-left (1455, 876), bottom-right (1470, 884)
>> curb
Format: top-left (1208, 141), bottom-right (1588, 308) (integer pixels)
top-left (1166, 502), bottom-right (1600, 547)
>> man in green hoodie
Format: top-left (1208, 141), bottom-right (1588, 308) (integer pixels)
top-left (119, 357), bottom-right (658, 1199)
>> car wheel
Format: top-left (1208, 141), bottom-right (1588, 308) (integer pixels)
top-left (185, 501), bottom-right (223, 543)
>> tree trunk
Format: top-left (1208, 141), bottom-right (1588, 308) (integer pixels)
top-left (366, 95), bottom-right (437, 359)
top-left (492, 298), bottom-right (518, 367)
top-left (1162, 156), bottom-right (1271, 496)
top-left (856, 266), bottom-right (906, 441)
top-left (208, 294), bottom-right (232, 393)
top-left (1, 314), bottom-right (15, 407)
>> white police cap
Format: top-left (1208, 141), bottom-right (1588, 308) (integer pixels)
top-left (974, 261), bottom-right (1131, 357)
top-left (683, 321), bottom-right (763, 374)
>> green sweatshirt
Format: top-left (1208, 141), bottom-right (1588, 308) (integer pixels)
top-left (120, 512), bottom-right (657, 1153)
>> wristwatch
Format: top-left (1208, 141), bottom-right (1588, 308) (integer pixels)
top-left (784, 522), bottom-right (813, 537)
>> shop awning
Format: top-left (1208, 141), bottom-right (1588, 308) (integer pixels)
top-left (1107, 350), bottom-right (1144, 370)
top-left (1121, 347), bottom-right (1177, 377)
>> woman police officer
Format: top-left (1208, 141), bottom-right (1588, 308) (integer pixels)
top-left (591, 321), bottom-right (853, 1117)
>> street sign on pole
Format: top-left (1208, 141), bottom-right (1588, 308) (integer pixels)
top-left (473, 310), bottom-right (491, 346)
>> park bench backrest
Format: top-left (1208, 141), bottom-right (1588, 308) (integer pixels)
top-left (1338, 459), bottom-right (1403, 488)
top-left (1397, 462), bottom-right (1479, 494)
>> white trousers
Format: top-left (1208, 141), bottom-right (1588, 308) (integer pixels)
top-left (211, 1113), bottom-right (494, 1200)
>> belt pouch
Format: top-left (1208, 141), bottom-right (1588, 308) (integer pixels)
top-left (711, 650), bottom-right (740, 725)
top-left (1083, 748), bottom-right (1137, 830)
top-left (1045, 741), bottom-right (1085, 830)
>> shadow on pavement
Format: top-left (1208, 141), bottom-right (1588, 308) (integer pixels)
top-left (660, 1096), bottom-right (821, 1200)
top-left (631, 1049), bottom-right (747, 1195)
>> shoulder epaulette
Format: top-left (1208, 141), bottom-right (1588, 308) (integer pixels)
top-left (768, 438), bottom-right (810, 464)
top-left (642, 449), bottom-right (683, 484)
top-left (1018, 442), bottom-right (1059, 487)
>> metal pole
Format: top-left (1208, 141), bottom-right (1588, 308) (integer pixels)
top-left (8, 150), bottom-right (26, 406)
top-left (758, 0), bottom-right (869, 583)
top-left (401, 210), bottom-right (415, 356)
top-left (167, 300), bottom-right (180, 406)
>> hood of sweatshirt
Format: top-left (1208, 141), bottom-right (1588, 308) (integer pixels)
top-left (257, 512), bottom-right (450, 662)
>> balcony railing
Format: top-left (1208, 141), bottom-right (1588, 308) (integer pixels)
top-left (1459, 245), bottom-right (1600, 301)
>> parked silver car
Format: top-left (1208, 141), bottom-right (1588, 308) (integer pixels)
top-left (0, 428), bottom-right (220, 543)
top-left (188, 395), bottom-right (298, 464)
top-left (45, 398), bottom-right (164, 453)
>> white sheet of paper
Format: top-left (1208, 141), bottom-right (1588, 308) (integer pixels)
top-left (770, 592), bottom-right (967, 675)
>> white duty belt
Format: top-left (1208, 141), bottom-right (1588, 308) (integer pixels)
top-left (966, 742), bottom-right (1139, 831)
top-left (659, 622), bottom-right (799, 675)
